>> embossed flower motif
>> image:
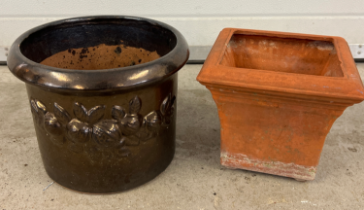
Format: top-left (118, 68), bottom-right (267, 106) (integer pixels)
top-left (92, 119), bottom-right (131, 158)
top-left (73, 101), bottom-right (136, 158)
top-left (160, 93), bottom-right (176, 125)
top-left (67, 102), bottom-right (105, 144)
top-left (29, 93), bottom-right (176, 162)
top-left (111, 96), bottom-right (143, 146)
top-left (30, 99), bottom-right (47, 128)
top-left (68, 102), bottom-right (131, 159)
top-left (133, 93), bottom-right (175, 141)
top-left (30, 99), bottom-right (68, 146)
top-left (135, 110), bottom-right (162, 141)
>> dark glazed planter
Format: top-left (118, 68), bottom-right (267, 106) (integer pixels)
top-left (7, 16), bottom-right (189, 193)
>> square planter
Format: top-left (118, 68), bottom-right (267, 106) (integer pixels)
top-left (197, 28), bottom-right (364, 181)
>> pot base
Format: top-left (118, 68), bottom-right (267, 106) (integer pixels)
top-left (221, 152), bottom-right (316, 181)
top-left (45, 150), bottom-right (174, 193)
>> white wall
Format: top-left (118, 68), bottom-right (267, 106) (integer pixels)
top-left (1, 0), bottom-right (364, 47)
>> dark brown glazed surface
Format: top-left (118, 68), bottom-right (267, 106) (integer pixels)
top-left (26, 74), bottom-right (177, 193)
top-left (7, 16), bottom-right (189, 193)
top-left (8, 16), bottom-right (189, 92)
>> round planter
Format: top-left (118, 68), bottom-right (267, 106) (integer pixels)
top-left (7, 16), bottom-right (189, 193)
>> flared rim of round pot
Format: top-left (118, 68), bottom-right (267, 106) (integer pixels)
top-left (7, 16), bottom-right (189, 92)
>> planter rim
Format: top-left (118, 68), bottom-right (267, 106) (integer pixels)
top-left (7, 15), bottom-right (189, 92)
top-left (197, 28), bottom-right (364, 103)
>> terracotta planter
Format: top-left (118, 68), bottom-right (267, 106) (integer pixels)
top-left (197, 28), bottom-right (364, 181)
top-left (7, 16), bottom-right (189, 192)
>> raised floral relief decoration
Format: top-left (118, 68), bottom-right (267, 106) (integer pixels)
top-left (30, 94), bottom-right (175, 161)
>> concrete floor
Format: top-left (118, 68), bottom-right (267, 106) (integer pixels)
top-left (1, 64), bottom-right (364, 210)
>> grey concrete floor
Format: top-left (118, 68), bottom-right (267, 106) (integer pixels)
top-left (1, 64), bottom-right (364, 210)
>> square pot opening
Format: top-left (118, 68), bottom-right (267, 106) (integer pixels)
top-left (220, 33), bottom-right (344, 77)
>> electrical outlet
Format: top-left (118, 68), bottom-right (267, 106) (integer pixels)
top-left (0, 47), bottom-right (8, 65)
top-left (349, 44), bottom-right (364, 60)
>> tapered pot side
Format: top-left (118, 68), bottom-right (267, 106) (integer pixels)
top-left (197, 28), bottom-right (364, 180)
top-left (7, 16), bottom-right (189, 193)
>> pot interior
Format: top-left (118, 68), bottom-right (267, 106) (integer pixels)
top-left (221, 33), bottom-right (343, 77)
top-left (20, 18), bottom-right (177, 70)
top-left (40, 43), bottom-right (161, 70)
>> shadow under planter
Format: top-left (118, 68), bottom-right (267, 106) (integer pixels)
top-left (197, 28), bottom-right (364, 181)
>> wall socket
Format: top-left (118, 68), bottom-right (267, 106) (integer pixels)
top-left (0, 47), bottom-right (8, 65)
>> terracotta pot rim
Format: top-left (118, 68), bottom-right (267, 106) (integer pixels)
top-left (197, 28), bottom-right (364, 103)
top-left (7, 15), bottom-right (189, 92)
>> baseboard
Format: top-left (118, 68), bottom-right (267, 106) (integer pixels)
top-left (1, 16), bottom-right (364, 63)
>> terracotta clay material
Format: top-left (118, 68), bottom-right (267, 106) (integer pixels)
top-left (41, 44), bottom-right (160, 70)
top-left (197, 28), bottom-right (364, 181)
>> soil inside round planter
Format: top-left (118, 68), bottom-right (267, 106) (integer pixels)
top-left (19, 18), bottom-right (177, 72)
top-left (41, 44), bottom-right (160, 70)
